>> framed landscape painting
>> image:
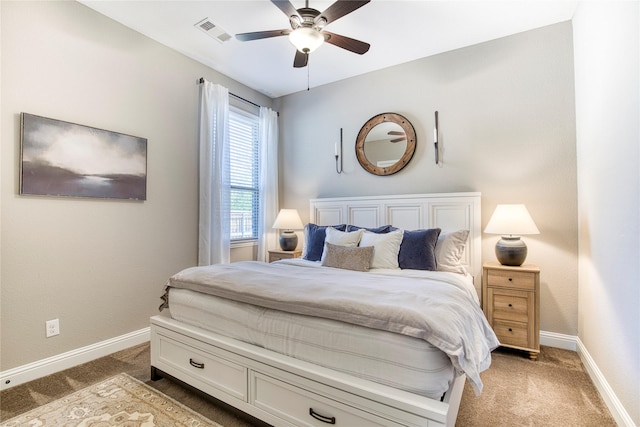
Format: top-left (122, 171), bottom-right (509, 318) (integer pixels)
top-left (20, 113), bottom-right (147, 200)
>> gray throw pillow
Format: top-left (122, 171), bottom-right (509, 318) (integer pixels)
top-left (321, 242), bottom-right (374, 272)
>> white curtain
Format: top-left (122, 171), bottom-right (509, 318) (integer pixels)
top-left (257, 107), bottom-right (279, 262)
top-left (198, 80), bottom-right (230, 266)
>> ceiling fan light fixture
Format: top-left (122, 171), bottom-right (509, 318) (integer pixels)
top-left (289, 27), bottom-right (324, 53)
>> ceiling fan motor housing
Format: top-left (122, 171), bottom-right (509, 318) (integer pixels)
top-left (289, 7), bottom-right (326, 31)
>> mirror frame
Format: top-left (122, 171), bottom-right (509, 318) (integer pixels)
top-left (355, 113), bottom-right (417, 176)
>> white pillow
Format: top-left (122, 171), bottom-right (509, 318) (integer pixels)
top-left (321, 227), bottom-right (364, 261)
top-left (435, 230), bottom-right (469, 274)
top-left (359, 229), bottom-right (403, 269)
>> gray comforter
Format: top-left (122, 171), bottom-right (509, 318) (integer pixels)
top-left (162, 260), bottom-right (499, 395)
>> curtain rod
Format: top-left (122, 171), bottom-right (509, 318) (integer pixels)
top-left (198, 77), bottom-right (261, 109)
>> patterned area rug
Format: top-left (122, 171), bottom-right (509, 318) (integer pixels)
top-left (0, 373), bottom-right (221, 427)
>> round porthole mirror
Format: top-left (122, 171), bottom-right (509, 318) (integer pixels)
top-left (355, 113), bottom-right (416, 176)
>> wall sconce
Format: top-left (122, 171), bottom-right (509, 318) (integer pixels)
top-left (484, 204), bottom-right (540, 266)
top-left (272, 209), bottom-right (304, 251)
top-left (434, 110), bottom-right (440, 165)
top-left (335, 128), bottom-right (343, 174)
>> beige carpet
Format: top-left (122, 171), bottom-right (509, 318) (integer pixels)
top-left (458, 346), bottom-right (616, 427)
top-left (1, 343), bottom-right (616, 426)
top-left (0, 373), bottom-right (219, 427)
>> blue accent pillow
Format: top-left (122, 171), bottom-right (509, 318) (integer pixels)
top-left (398, 228), bottom-right (442, 270)
top-left (346, 225), bottom-right (394, 233)
top-left (303, 223), bottom-right (347, 261)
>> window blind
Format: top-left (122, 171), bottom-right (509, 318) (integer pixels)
top-left (229, 107), bottom-right (259, 241)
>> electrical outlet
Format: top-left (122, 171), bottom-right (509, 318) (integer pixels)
top-left (46, 319), bottom-right (60, 338)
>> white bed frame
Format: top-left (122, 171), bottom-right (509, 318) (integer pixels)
top-left (151, 192), bottom-right (481, 427)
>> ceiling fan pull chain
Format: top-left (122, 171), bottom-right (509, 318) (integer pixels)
top-left (307, 57), bottom-right (310, 91)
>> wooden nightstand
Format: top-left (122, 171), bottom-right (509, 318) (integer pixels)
top-left (482, 261), bottom-right (540, 360)
top-left (268, 249), bottom-right (302, 263)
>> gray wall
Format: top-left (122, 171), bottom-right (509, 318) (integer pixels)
top-left (574, 2), bottom-right (639, 424)
top-left (0, 1), bottom-right (272, 370)
top-left (276, 22), bottom-right (578, 336)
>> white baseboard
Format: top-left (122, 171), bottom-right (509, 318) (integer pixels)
top-left (539, 331), bottom-right (633, 425)
top-left (576, 337), bottom-right (635, 427)
top-left (0, 327), bottom-right (150, 391)
top-left (540, 330), bottom-right (577, 350)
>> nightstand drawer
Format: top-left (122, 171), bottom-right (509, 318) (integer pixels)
top-left (493, 320), bottom-right (530, 348)
top-left (490, 289), bottom-right (531, 323)
top-left (486, 269), bottom-right (535, 290)
top-left (268, 250), bottom-right (302, 263)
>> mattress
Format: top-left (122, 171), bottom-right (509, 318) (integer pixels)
top-left (167, 286), bottom-right (456, 399)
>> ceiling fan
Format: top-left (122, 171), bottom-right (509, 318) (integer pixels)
top-left (235, 0), bottom-right (371, 68)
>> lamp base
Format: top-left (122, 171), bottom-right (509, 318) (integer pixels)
top-left (495, 236), bottom-right (527, 266)
top-left (279, 231), bottom-right (298, 251)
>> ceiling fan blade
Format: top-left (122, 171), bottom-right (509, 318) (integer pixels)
top-left (271, 0), bottom-right (300, 19)
top-left (318, 0), bottom-right (370, 24)
top-left (390, 137), bottom-right (407, 143)
top-left (388, 131), bottom-right (405, 136)
top-left (323, 31), bottom-right (370, 55)
top-left (293, 50), bottom-right (308, 68)
top-left (236, 29), bottom-right (290, 41)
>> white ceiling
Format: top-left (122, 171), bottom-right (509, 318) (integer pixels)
top-left (79, 0), bottom-right (577, 98)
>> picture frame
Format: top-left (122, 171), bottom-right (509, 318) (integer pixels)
top-left (20, 113), bottom-right (147, 200)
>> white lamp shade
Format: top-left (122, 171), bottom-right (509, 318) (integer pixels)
top-left (272, 209), bottom-right (304, 231)
top-left (288, 27), bottom-right (324, 53)
top-left (484, 204), bottom-right (540, 236)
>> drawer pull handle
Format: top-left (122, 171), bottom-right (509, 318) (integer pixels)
top-left (309, 408), bottom-right (336, 424)
top-left (508, 277), bottom-right (513, 281)
top-left (508, 303), bottom-right (513, 307)
top-left (189, 358), bottom-right (205, 369)
top-left (508, 328), bottom-right (513, 332)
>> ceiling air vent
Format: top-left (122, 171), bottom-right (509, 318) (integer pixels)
top-left (195, 18), bottom-right (232, 43)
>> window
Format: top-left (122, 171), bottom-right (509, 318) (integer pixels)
top-left (229, 106), bottom-right (259, 242)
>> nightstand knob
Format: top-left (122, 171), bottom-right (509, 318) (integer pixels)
top-left (508, 328), bottom-right (513, 332)
top-left (508, 277), bottom-right (513, 281)
top-left (508, 303), bottom-right (513, 307)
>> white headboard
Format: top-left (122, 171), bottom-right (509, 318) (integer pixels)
top-left (310, 192), bottom-right (482, 280)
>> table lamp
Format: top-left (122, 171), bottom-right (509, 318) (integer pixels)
top-left (484, 204), bottom-right (540, 266)
top-left (272, 209), bottom-right (304, 251)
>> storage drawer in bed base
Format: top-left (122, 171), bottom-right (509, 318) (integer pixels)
top-left (252, 371), bottom-right (393, 426)
top-left (150, 315), bottom-right (465, 427)
top-left (153, 329), bottom-right (247, 401)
